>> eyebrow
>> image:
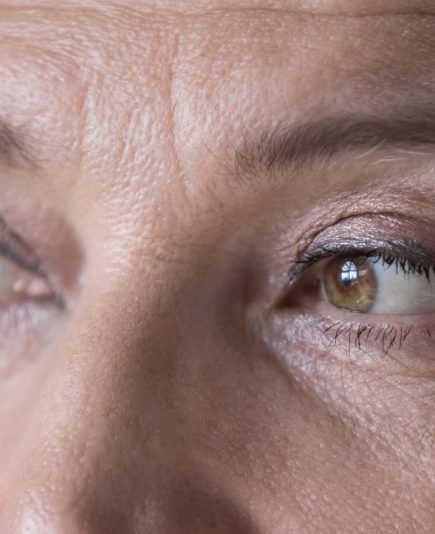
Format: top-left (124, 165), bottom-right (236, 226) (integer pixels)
top-left (234, 109), bottom-right (435, 179)
top-left (0, 119), bottom-right (35, 169)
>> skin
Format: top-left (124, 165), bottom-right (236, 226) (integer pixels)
top-left (0, 0), bottom-right (435, 532)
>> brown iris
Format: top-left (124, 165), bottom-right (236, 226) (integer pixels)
top-left (323, 257), bottom-right (378, 313)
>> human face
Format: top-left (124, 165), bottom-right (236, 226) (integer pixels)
top-left (0, 0), bottom-right (434, 532)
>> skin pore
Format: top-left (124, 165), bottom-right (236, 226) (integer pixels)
top-left (0, 0), bottom-right (434, 532)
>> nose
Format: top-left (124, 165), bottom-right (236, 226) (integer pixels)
top-left (0, 275), bottom-right (261, 534)
top-left (0, 286), bottom-right (179, 533)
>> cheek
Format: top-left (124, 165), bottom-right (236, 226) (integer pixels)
top-left (251, 308), bottom-right (435, 509)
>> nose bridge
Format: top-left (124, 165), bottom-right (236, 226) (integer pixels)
top-left (1, 287), bottom-right (184, 533)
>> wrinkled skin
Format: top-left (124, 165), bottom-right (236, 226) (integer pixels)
top-left (0, 0), bottom-right (434, 532)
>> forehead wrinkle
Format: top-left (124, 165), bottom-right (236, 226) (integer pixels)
top-left (2, 2), bottom-right (435, 183)
top-left (2, 0), bottom-right (435, 17)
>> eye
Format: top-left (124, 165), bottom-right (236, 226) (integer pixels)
top-left (0, 255), bottom-right (54, 305)
top-left (322, 255), bottom-right (435, 315)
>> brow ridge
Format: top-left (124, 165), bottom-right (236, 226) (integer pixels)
top-left (235, 109), bottom-right (435, 178)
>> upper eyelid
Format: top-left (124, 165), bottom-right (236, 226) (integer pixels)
top-left (288, 240), bottom-right (435, 285)
top-left (0, 218), bottom-right (44, 276)
top-left (0, 219), bottom-right (66, 308)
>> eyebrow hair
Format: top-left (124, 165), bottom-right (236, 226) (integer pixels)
top-left (234, 109), bottom-right (435, 179)
top-left (0, 119), bottom-right (35, 169)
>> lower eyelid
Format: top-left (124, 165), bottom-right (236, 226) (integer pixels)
top-left (0, 301), bottom-right (61, 380)
top-left (322, 320), bottom-right (412, 353)
top-left (271, 295), bottom-right (435, 355)
top-left (312, 313), bottom-right (435, 357)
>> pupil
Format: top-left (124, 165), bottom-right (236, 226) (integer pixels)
top-left (340, 260), bottom-right (358, 287)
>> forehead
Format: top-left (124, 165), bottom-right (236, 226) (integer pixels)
top-left (3, 0), bottom-right (435, 13)
top-left (0, 0), bottom-right (434, 196)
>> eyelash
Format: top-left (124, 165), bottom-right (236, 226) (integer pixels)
top-left (0, 222), bottom-right (43, 273)
top-left (289, 243), bottom-right (435, 352)
top-left (320, 319), bottom-right (417, 354)
top-left (0, 222), bottom-right (60, 309)
top-left (292, 247), bottom-right (435, 282)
